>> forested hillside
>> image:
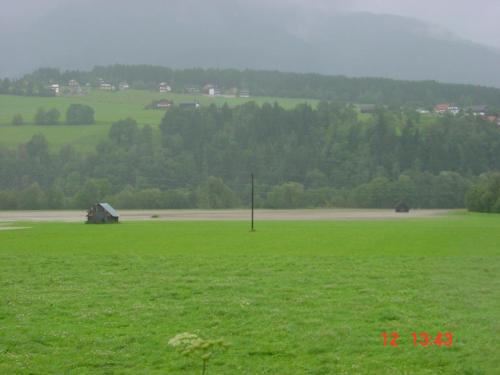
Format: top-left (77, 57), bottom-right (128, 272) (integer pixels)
top-left (4, 65), bottom-right (500, 108)
top-left (1, 102), bottom-right (498, 210)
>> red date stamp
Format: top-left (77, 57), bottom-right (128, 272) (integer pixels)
top-left (381, 332), bottom-right (453, 347)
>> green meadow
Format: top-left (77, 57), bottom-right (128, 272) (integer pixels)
top-left (0, 91), bottom-right (319, 152)
top-left (0, 212), bottom-right (499, 374)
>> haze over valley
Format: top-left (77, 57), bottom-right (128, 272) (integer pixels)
top-left (1, 0), bottom-right (500, 87)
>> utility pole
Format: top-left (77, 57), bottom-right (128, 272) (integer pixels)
top-left (251, 173), bottom-right (255, 232)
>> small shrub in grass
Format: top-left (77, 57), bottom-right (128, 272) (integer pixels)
top-left (12, 113), bottom-right (24, 126)
top-left (169, 332), bottom-right (230, 375)
top-left (66, 103), bottom-right (95, 125)
top-left (34, 107), bottom-right (60, 125)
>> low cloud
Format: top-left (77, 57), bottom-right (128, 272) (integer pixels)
top-left (1, 0), bottom-right (499, 47)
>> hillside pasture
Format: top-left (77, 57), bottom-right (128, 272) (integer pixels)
top-left (0, 90), bottom-right (320, 152)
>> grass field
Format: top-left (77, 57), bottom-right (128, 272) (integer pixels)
top-left (0, 125), bottom-right (111, 153)
top-left (0, 212), bottom-right (499, 374)
top-left (0, 90), bottom-right (320, 152)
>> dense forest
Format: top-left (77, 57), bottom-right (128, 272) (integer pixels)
top-left (1, 102), bottom-right (499, 210)
top-left (466, 172), bottom-right (500, 213)
top-left (4, 65), bottom-right (500, 108)
top-left (0, 77), bottom-right (54, 97)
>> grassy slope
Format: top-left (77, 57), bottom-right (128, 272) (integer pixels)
top-left (0, 91), bottom-right (319, 152)
top-left (0, 213), bottom-right (499, 374)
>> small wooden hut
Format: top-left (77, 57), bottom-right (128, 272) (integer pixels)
top-left (395, 201), bottom-right (410, 213)
top-left (86, 203), bottom-right (119, 224)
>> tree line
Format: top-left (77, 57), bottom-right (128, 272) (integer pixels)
top-left (466, 172), bottom-right (500, 213)
top-left (5, 65), bottom-right (500, 108)
top-left (0, 102), bottom-right (499, 210)
top-left (0, 78), bottom-right (54, 97)
top-left (12, 104), bottom-right (95, 126)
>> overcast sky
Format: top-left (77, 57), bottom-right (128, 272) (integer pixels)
top-left (1, 0), bottom-right (499, 48)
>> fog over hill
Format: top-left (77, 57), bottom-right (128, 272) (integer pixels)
top-left (1, 0), bottom-right (500, 87)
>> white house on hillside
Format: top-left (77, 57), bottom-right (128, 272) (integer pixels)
top-left (119, 82), bottom-right (129, 91)
top-left (159, 82), bottom-right (172, 93)
top-left (208, 87), bottom-right (221, 97)
top-left (435, 103), bottom-right (460, 115)
top-left (239, 89), bottom-right (250, 98)
top-left (100, 83), bottom-right (113, 91)
top-left (49, 84), bottom-right (60, 95)
top-left (467, 105), bottom-right (489, 116)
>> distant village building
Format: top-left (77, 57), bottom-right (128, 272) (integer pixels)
top-left (435, 103), bottom-right (460, 115)
top-left (239, 89), bottom-right (250, 98)
top-left (416, 108), bottom-right (430, 114)
top-left (184, 86), bottom-right (201, 94)
top-left (448, 105), bottom-right (460, 115)
top-left (159, 82), bottom-right (172, 93)
top-left (185, 86), bottom-right (201, 94)
top-left (204, 84), bottom-right (222, 96)
top-left (118, 82), bottom-right (130, 91)
top-left (100, 83), bottom-right (113, 91)
top-left (145, 99), bottom-right (174, 109)
top-left (358, 104), bottom-right (377, 114)
top-left (484, 115), bottom-right (498, 123)
top-left (435, 103), bottom-right (449, 113)
top-left (49, 84), bottom-right (60, 96)
top-left (86, 203), bottom-right (119, 224)
top-left (227, 87), bottom-right (239, 97)
top-left (208, 87), bottom-right (221, 97)
top-left (203, 84), bottom-right (215, 93)
top-left (466, 105), bottom-right (489, 116)
top-left (155, 99), bottom-right (173, 109)
top-left (179, 101), bottom-right (200, 109)
top-left (67, 79), bottom-right (83, 95)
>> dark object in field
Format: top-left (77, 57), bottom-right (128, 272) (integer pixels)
top-left (86, 203), bottom-right (119, 224)
top-left (179, 101), bottom-right (200, 109)
top-left (144, 99), bottom-right (173, 110)
top-left (358, 104), bottom-right (377, 113)
top-left (395, 202), bottom-right (410, 213)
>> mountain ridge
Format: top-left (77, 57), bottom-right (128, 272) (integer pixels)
top-left (1, 2), bottom-right (499, 87)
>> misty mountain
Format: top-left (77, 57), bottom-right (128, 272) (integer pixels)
top-left (1, 0), bottom-right (500, 87)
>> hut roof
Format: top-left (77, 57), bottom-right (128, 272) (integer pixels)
top-left (98, 203), bottom-right (119, 218)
